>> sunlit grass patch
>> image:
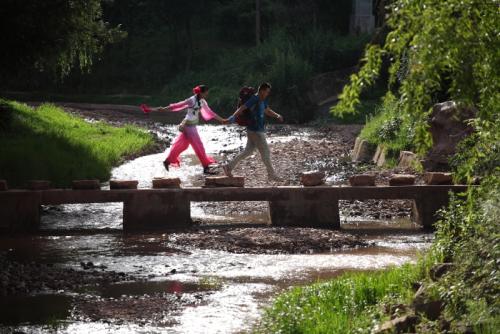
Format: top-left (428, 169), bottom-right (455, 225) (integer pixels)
top-left (255, 254), bottom-right (437, 334)
top-left (0, 99), bottom-right (153, 187)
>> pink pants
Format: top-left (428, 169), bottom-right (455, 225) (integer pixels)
top-left (166, 126), bottom-right (216, 168)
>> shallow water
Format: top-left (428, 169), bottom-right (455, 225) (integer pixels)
top-left (1, 232), bottom-right (429, 334)
top-left (1, 125), bottom-right (432, 334)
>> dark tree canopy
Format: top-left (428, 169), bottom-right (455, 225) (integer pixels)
top-left (0, 0), bottom-right (125, 79)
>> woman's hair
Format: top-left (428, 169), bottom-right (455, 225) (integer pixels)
top-left (258, 82), bottom-right (272, 92)
top-left (193, 85), bottom-right (208, 95)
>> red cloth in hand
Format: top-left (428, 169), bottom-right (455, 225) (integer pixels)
top-left (140, 104), bottom-right (152, 114)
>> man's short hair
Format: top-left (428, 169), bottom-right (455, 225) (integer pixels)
top-left (258, 82), bottom-right (272, 92)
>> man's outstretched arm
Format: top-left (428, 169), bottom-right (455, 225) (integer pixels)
top-left (265, 108), bottom-right (283, 122)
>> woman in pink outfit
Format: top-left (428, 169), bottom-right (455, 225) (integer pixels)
top-left (159, 85), bottom-right (226, 174)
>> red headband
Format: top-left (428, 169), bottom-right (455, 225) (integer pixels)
top-left (193, 86), bottom-right (201, 94)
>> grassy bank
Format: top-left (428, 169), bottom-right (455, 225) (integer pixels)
top-left (255, 255), bottom-right (436, 333)
top-left (0, 99), bottom-right (153, 188)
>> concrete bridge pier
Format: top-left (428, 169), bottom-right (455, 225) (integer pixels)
top-left (412, 194), bottom-right (450, 229)
top-left (123, 191), bottom-right (192, 231)
top-left (0, 192), bottom-right (41, 232)
top-left (269, 192), bottom-right (340, 228)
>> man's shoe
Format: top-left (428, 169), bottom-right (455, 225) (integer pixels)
top-left (222, 164), bottom-right (233, 177)
top-left (163, 160), bottom-right (169, 171)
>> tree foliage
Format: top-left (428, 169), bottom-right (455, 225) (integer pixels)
top-left (332, 0), bottom-right (500, 154)
top-left (1, 0), bottom-right (364, 122)
top-left (335, 1), bottom-right (500, 328)
top-left (0, 0), bottom-right (125, 79)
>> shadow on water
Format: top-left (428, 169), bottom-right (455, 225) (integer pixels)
top-left (0, 294), bottom-right (72, 326)
top-left (78, 280), bottom-right (213, 299)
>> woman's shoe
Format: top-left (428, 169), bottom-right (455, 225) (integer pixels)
top-left (163, 160), bottom-right (169, 171)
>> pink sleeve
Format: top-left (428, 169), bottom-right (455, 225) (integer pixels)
top-left (200, 99), bottom-right (217, 121)
top-left (168, 98), bottom-right (192, 112)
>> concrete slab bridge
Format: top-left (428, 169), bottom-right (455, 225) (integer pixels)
top-left (0, 184), bottom-right (468, 233)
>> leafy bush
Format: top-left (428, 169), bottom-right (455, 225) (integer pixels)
top-left (359, 93), bottom-right (415, 155)
top-left (148, 29), bottom-right (365, 123)
top-left (332, 0), bottom-right (499, 154)
top-left (0, 99), bottom-right (13, 132)
top-left (433, 174), bottom-right (500, 330)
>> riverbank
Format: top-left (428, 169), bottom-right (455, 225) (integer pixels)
top-left (0, 100), bottom-right (155, 188)
top-left (256, 179), bottom-right (499, 333)
top-left (255, 255), bottom-right (436, 333)
top-left (0, 229), bottom-right (430, 333)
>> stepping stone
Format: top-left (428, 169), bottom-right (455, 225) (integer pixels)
top-left (300, 171), bottom-right (325, 186)
top-left (152, 177), bottom-right (181, 189)
top-left (27, 180), bottom-right (51, 190)
top-left (205, 176), bottom-right (244, 188)
top-left (352, 137), bottom-right (376, 162)
top-left (389, 174), bottom-right (416, 186)
top-left (0, 180), bottom-right (7, 191)
top-left (110, 180), bottom-right (138, 190)
top-left (72, 180), bottom-right (101, 190)
top-left (398, 151), bottom-right (418, 168)
top-left (349, 174), bottom-right (376, 186)
top-left (372, 145), bottom-right (387, 167)
top-left (424, 172), bottom-right (453, 185)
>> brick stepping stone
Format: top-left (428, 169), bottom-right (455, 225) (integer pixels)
top-left (300, 171), bottom-right (325, 186)
top-left (389, 174), bottom-right (416, 186)
top-left (27, 180), bottom-right (51, 190)
top-left (110, 180), bottom-right (139, 189)
top-left (424, 172), bottom-right (453, 185)
top-left (72, 180), bottom-right (101, 190)
top-left (152, 177), bottom-right (181, 189)
top-left (205, 176), bottom-right (244, 188)
top-left (349, 174), bottom-right (376, 186)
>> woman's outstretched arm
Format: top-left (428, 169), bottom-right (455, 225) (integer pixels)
top-left (200, 100), bottom-right (226, 123)
top-left (159, 99), bottom-right (191, 112)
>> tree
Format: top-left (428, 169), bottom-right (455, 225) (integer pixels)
top-left (332, 0), bottom-right (499, 157)
top-left (0, 0), bottom-right (125, 80)
top-left (256, 0), bottom-right (261, 45)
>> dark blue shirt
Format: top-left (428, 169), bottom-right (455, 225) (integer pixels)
top-left (244, 95), bottom-right (268, 132)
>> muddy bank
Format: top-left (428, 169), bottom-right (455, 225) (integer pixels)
top-left (168, 227), bottom-right (370, 254)
top-left (0, 228), bottom-right (431, 333)
top-left (0, 226), bottom-right (369, 298)
top-left (0, 252), bottom-right (134, 297)
top-left (73, 284), bottom-right (210, 325)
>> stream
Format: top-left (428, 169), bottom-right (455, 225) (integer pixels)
top-left (0, 125), bottom-right (431, 334)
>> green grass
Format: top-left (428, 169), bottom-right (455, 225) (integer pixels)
top-left (0, 99), bottom-right (153, 188)
top-left (358, 95), bottom-right (416, 160)
top-left (0, 91), bottom-right (159, 106)
top-left (255, 254), bottom-right (437, 334)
